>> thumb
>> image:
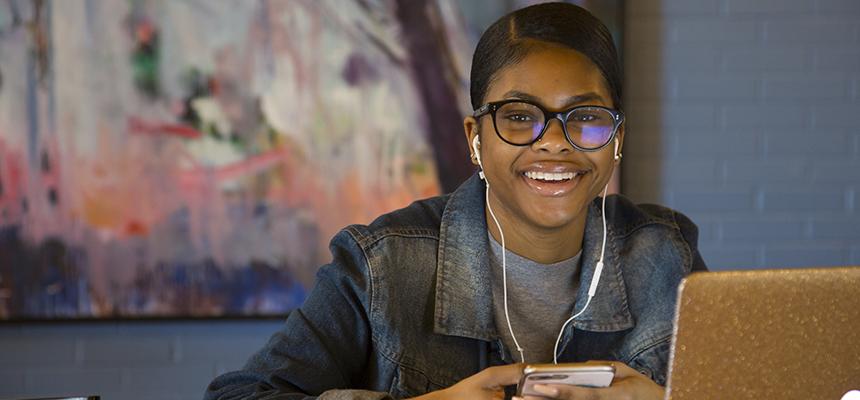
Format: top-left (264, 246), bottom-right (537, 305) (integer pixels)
top-left (475, 363), bottom-right (525, 389)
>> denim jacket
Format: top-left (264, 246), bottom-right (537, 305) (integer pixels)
top-left (205, 174), bottom-right (707, 400)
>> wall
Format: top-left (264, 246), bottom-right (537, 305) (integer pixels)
top-left (1, 1), bottom-right (859, 399)
top-left (623, 0), bottom-right (860, 270)
top-left (0, 320), bottom-right (282, 400)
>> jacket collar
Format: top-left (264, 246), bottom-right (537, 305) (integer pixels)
top-left (433, 174), bottom-right (634, 341)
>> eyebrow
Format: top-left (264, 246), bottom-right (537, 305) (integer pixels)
top-left (501, 90), bottom-right (605, 108)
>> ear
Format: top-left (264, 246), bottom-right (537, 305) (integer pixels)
top-left (463, 116), bottom-right (480, 166)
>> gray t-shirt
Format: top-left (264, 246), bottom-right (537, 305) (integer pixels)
top-left (488, 231), bottom-right (582, 364)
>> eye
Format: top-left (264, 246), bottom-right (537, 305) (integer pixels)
top-left (572, 113), bottom-right (599, 122)
top-left (506, 113), bottom-right (535, 122)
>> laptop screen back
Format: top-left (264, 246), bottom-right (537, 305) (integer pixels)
top-left (666, 267), bottom-right (860, 400)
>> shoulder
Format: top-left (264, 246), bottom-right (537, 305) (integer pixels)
top-left (604, 195), bottom-right (697, 238)
top-left (604, 194), bottom-right (707, 273)
top-left (341, 193), bottom-right (452, 249)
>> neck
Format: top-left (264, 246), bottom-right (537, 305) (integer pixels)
top-left (485, 194), bottom-right (588, 265)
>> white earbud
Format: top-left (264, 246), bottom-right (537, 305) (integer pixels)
top-left (472, 136), bottom-right (485, 180)
top-left (613, 138), bottom-right (622, 161)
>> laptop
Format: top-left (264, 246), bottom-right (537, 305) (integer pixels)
top-left (665, 266), bottom-right (860, 400)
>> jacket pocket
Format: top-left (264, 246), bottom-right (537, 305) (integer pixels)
top-left (389, 364), bottom-right (448, 399)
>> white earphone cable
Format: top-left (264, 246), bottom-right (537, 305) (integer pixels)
top-left (485, 182), bottom-right (527, 364)
top-left (552, 183), bottom-right (609, 364)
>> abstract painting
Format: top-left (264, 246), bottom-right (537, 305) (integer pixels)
top-left (0, 0), bottom-right (622, 319)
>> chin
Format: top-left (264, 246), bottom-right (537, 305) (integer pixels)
top-left (526, 208), bottom-right (582, 231)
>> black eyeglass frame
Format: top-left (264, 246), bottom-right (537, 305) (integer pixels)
top-left (472, 99), bottom-right (625, 152)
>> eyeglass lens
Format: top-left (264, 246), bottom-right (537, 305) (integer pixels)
top-left (494, 101), bottom-right (615, 149)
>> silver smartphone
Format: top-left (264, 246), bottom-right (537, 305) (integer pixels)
top-left (517, 362), bottom-right (616, 397)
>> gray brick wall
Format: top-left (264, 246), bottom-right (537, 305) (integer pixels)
top-left (1, 1), bottom-right (859, 399)
top-left (623, 0), bottom-right (860, 270)
top-left (0, 321), bottom-right (281, 400)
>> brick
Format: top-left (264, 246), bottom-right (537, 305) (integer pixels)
top-left (811, 219), bottom-right (860, 239)
top-left (721, 220), bottom-right (805, 241)
top-left (121, 365), bottom-right (214, 396)
top-left (20, 323), bottom-right (119, 338)
top-left (723, 159), bottom-right (809, 183)
top-left (662, 45), bottom-right (723, 72)
top-left (178, 335), bottom-right (267, 365)
top-left (815, 46), bottom-right (860, 70)
top-left (675, 130), bottom-right (763, 156)
top-left (723, 46), bottom-right (810, 71)
top-left (721, 104), bottom-right (808, 128)
top-left (173, 320), bottom-right (284, 337)
top-left (673, 189), bottom-right (755, 212)
top-left (625, 157), bottom-right (719, 185)
top-left (726, 0), bottom-right (814, 14)
top-left (116, 321), bottom-right (181, 338)
top-left (0, 325), bottom-right (23, 338)
top-left (815, 0), bottom-right (860, 15)
top-left (764, 130), bottom-right (853, 156)
top-left (763, 78), bottom-right (849, 100)
top-left (676, 77), bottom-right (758, 99)
top-left (764, 244), bottom-right (848, 267)
top-left (855, 134), bottom-right (860, 156)
top-left (682, 217), bottom-right (717, 242)
top-left (0, 337), bottom-right (76, 366)
top-left (626, 44), bottom-right (721, 72)
top-left (663, 158), bottom-right (721, 182)
top-left (813, 105), bottom-right (860, 128)
top-left (0, 371), bottom-right (25, 396)
top-left (170, 320), bottom-right (277, 364)
top-left (80, 337), bottom-right (172, 365)
top-left (24, 367), bottom-right (121, 397)
top-left (812, 160), bottom-right (860, 182)
top-left (698, 244), bottom-right (761, 270)
top-left (761, 187), bottom-right (846, 211)
top-left (851, 245), bottom-right (860, 264)
top-left (853, 77), bottom-right (859, 101)
top-left (627, 0), bottom-right (721, 16)
top-left (674, 19), bottom-right (759, 42)
top-left (764, 18), bottom-right (857, 43)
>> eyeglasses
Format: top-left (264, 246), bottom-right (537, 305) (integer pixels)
top-left (473, 99), bottom-right (624, 151)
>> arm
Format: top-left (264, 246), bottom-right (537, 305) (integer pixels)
top-left (204, 230), bottom-right (391, 400)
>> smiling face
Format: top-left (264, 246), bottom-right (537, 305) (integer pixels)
top-left (464, 43), bottom-right (624, 250)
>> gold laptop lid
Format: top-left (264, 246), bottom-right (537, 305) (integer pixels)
top-left (666, 267), bottom-right (860, 400)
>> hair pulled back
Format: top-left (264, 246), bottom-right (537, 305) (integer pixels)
top-left (469, 2), bottom-right (622, 111)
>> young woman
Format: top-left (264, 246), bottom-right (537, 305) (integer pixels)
top-left (205, 3), bottom-right (706, 400)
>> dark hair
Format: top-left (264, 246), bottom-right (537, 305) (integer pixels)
top-left (469, 2), bottom-right (622, 111)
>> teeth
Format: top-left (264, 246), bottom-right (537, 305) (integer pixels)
top-left (524, 171), bottom-right (578, 181)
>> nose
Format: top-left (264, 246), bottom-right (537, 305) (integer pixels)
top-left (532, 116), bottom-right (573, 153)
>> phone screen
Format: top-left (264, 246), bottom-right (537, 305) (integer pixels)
top-left (517, 363), bottom-right (615, 396)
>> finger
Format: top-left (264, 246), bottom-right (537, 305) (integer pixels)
top-left (476, 363), bottom-right (525, 388)
top-left (606, 361), bottom-right (643, 379)
top-left (537, 383), bottom-right (607, 400)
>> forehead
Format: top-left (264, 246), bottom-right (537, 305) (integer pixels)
top-left (485, 44), bottom-right (611, 108)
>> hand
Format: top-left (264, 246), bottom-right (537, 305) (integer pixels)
top-left (408, 363), bottom-right (524, 400)
top-left (515, 362), bottom-right (665, 400)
